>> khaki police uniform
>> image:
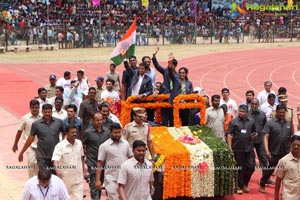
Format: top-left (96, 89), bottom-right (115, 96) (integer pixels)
top-left (44, 84), bottom-right (56, 98)
top-left (123, 121), bottom-right (151, 148)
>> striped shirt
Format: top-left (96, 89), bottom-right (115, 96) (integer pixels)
top-left (21, 174), bottom-right (70, 200)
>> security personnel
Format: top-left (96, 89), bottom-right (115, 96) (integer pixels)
top-left (227, 104), bottom-right (257, 194)
top-left (44, 74), bottom-right (57, 98)
top-left (271, 94), bottom-right (294, 133)
top-left (123, 107), bottom-right (156, 161)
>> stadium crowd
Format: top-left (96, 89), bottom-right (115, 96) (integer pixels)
top-left (2, 0), bottom-right (300, 47)
top-left (12, 44), bottom-right (300, 199)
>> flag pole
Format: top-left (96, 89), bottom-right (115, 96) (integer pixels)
top-left (47, 2), bottom-right (49, 45)
top-left (146, 6), bottom-right (149, 45)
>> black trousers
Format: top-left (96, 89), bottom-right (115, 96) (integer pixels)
top-left (260, 154), bottom-right (283, 186)
top-left (234, 151), bottom-right (255, 189)
top-left (254, 142), bottom-right (268, 176)
top-left (152, 172), bottom-right (164, 200)
top-left (161, 108), bottom-right (173, 127)
top-left (179, 109), bottom-right (190, 126)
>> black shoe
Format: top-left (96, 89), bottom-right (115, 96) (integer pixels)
top-left (266, 179), bottom-right (275, 187)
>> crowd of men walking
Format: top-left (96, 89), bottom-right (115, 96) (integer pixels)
top-left (13, 47), bottom-right (300, 199)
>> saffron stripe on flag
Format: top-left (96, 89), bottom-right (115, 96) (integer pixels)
top-left (110, 18), bottom-right (136, 66)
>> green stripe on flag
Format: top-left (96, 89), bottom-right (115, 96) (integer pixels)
top-left (111, 44), bottom-right (135, 66)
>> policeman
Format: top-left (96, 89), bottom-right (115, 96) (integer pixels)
top-left (123, 107), bottom-right (156, 161)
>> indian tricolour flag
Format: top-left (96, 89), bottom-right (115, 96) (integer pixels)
top-left (110, 18), bottom-right (136, 66)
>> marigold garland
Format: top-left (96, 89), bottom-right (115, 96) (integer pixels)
top-left (125, 94), bottom-right (170, 104)
top-left (155, 108), bottom-right (162, 124)
top-left (173, 94), bottom-right (206, 128)
top-left (120, 94), bottom-right (206, 127)
top-left (168, 127), bottom-right (214, 197)
top-left (151, 126), bottom-right (191, 199)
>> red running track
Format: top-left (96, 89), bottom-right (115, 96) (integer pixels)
top-left (1, 46), bottom-right (300, 200)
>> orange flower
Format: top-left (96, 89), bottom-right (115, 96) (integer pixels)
top-left (152, 127), bottom-right (191, 199)
top-left (120, 94), bottom-right (171, 126)
top-left (173, 94), bottom-right (206, 127)
top-left (155, 108), bottom-right (162, 124)
top-left (120, 94), bottom-right (206, 128)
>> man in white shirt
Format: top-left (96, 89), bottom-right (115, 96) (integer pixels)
top-left (56, 71), bottom-right (71, 99)
top-left (220, 88), bottom-right (238, 117)
top-left (52, 97), bottom-right (67, 120)
top-left (96, 123), bottom-right (133, 199)
top-left (21, 168), bottom-right (70, 200)
top-left (257, 81), bottom-right (275, 107)
top-left (260, 93), bottom-right (277, 121)
top-left (206, 95), bottom-right (225, 140)
top-left (12, 99), bottom-right (42, 178)
top-left (109, 112), bottom-right (122, 127)
top-left (49, 86), bottom-right (70, 108)
top-left (101, 79), bottom-right (120, 102)
top-left (37, 87), bottom-right (51, 112)
top-left (52, 124), bottom-right (86, 200)
top-left (118, 140), bottom-right (154, 200)
top-left (75, 69), bottom-right (89, 97)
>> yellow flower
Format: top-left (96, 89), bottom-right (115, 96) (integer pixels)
top-left (193, 131), bottom-right (197, 135)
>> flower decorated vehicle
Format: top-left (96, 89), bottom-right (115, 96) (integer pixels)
top-left (120, 94), bottom-right (236, 199)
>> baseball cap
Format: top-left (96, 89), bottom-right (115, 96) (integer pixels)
top-left (133, 107), bottom-right (146, 117)
top-left (82, 89), bottom-right (88, 96)
top-left (49, 74), bottom-right (56, 80)
top-left (194, 87), bottom-right (203, 94)
top-left (278, 94), bottom-right (288, 102)
top-left (95, 77), bottom-right (104, 82)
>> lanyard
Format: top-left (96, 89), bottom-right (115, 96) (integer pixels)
top-left (38, 185), bottom-right (49, 199)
